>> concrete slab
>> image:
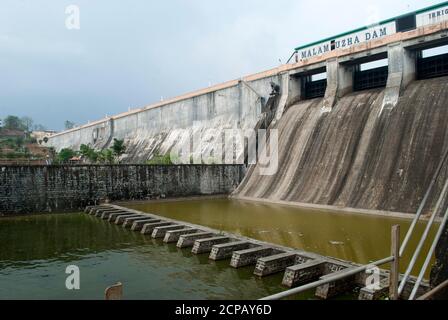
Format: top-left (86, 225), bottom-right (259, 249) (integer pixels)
top-left (108, 212), bottom-right (134, 223)
top-left (101, 210), bottom-right (128, 219)
top-left (151, 225), bottom-right (186, 239)
top-left (163, 229), bottom-right (200, 243)
top-left (141, 222), bottom-right (173, 235)
top-left (282, 260), bottom-right (327, 288)
top-left (191, 237), bottom-right (233, 255)
top-left (115, 214), bottom-right (142, 225)
top-left (254, 253), bottom-right (298, 277)
top-left (96, 209), bottom-right (122, 218)
top-left (358, 278), bottom-right (389, 300)
top-left (131, 219), bottom-right (161, 231)
top-left (177, 232), bottom-right (216, 248)
top-left (209, 241), bottom-right (258, 261)
top-left (122, 215), bottom-right (151, 228)
top-left (315, 267), bottom-right (357, 300)
top-left (230, 247), bottom-right (283, 268)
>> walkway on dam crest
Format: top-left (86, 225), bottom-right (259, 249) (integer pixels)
top-left (85, 204), bottom-right (428, 300)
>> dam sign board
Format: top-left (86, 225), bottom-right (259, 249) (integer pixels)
top-left (417, 4), bottom-right (448, 27)
top-left (298, 23), bottom-right (395, 60)
top-left (295, 2), bottom-right (448, 61)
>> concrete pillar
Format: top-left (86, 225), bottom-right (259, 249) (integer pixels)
top-left (177, 232), bottom-right (216, 248)
top-left (282, 260), bottom-right (326, 288)
top-left (115, 214), bottom-right (142, 225)
top-left (382, 42), bottom-right (416, 112)
top-left (131, 218), bottom-right (161, 231)
top-left (141, 222), bottom-right (173, 235)
top-left (192, 237), bottom-right (233, 254)
top-left (163, 228), bottom-right (200, 243)
top-left (272, 72), bottom-right (291, 124)
top-left (254, 253), bottom-right (298, 277)
top-left (322, 58), bottom-right (353, 112)
top-left (101, 210), bottom-right (128, 220)
top-left (151, 225), bottom-right (185, 239)
top-left (122, 216), bottom-right (149, 228)
top-left (108, 212), bottom-right (135, 223)
top-left (230, 247), bottom-right (282, 268)
top-left (286, 74), bottom-right (301, 107)
top-left (209, 241), bottom-right (256, 261)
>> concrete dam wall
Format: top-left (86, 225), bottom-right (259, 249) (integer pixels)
top-left (234, 77), bottom-right (448, 214)
top-left (46, 74), bottom-right (283, 163)
top-left (0, 165), bottom-right (245, 215)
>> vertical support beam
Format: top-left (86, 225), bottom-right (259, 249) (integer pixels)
top-left (286, 73), bottom-right (301, 107)
top-left (322, 58), bottom-right (353, 112)
top-left (389, 225), bottom-right (400, 300)
top-left (272, 72), bottom-right (291, 124)
top-left (381, 42), bottom-right (416, 113)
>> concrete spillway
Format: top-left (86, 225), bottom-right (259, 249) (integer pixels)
top-left (235, 77), bottom-right (448, 214)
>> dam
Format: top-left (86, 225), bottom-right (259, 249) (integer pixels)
top-left (2, 2), bottom-right (448, 301)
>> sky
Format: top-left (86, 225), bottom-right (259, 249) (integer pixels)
top-left (0, 0), bottom-right (444, 130)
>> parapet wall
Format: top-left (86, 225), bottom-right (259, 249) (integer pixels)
top-left (0, 165), bottom-right (245, 215)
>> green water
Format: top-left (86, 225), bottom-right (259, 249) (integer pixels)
top-left (0, 199), bottom-right (437, 300)
top-left (125, 199), bottom-right (438, 276)
top-left (0, 213), bottom-right (305, 300)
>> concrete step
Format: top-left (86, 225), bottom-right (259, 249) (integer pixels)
top-left (101, 210), bottom-right (128, 219)
top-left (163, 229), bottom-right (200, 243)
top-left (95, 209), bottom-right (121, 217)
top-left (254, 253), bottom-right (298, 277)
top-left (315, 267), bottom-right (357, 300)
top-left (90, 207), bottom-right (111, 215)
top-left (230, 247), bottom-right (283, 268)
top-left (177, 232), bottom-right (216, 248)
top-left (141, 222), bottom-right (173, 235)
top-left (108, 212), bottom-right (134, 223)
top-left (192, 237), bottom-right (233, 255)
top-left (358, 277), bottom-right (390, 300)
top-left (115, 214), bottom-right (143, 225)
top-left (131, 219), bottom-right (161, 232)
top-left (152, 225), bottom-right (186, 239)
top-left (282, 259), bottom-right (327, 288)
top-left (123, 216), bottom-right (152, 228)
top-left (210, 241), bottom-right (258, 261)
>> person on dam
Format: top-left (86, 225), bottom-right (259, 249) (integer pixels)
top-left (270, 81), bottom-right (281, 97)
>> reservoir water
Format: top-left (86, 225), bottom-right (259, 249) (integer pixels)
top-left (0, 199), bottom-right (437, 299)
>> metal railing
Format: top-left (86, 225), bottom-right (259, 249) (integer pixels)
top-left (260, 147), bottom-right (448, 301)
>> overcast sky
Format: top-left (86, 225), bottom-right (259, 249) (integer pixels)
top-left (0, 0), bottom-right (443, 130)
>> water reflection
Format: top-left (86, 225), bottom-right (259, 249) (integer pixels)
top-left (125, 199), bottom-right (438, 276)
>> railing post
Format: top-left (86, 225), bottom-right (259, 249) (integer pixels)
top-left (389, 225), bottom-right (400, 300)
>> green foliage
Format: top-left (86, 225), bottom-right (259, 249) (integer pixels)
top-left (79, 144), bottom-right (99, 163)
top-left (146, 153), bottom-right (178, 165)
top-left (2, 115), bottom-right (26, 131)
top-left (98, 149), bottom-right (114, 164)
top-left (57, 148), bottom-right (77, 164)
top-left (112, 139), bottom-right (126, 158)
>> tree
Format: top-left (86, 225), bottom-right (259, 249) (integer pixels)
top-left (21, 116), bottom-right (34, 132)
top-left (57, 148), bottom-right (77, 163)
top-left (64, 121), bottom-right (75, 130)
top-left (98, 149), bottom-right (114, 164)
top-left (79, 144), bottom-right (99, 163)
top-left (2, 115), bottom-right (25, 131)
top-left (111, 139), bottom-right (126, 160)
